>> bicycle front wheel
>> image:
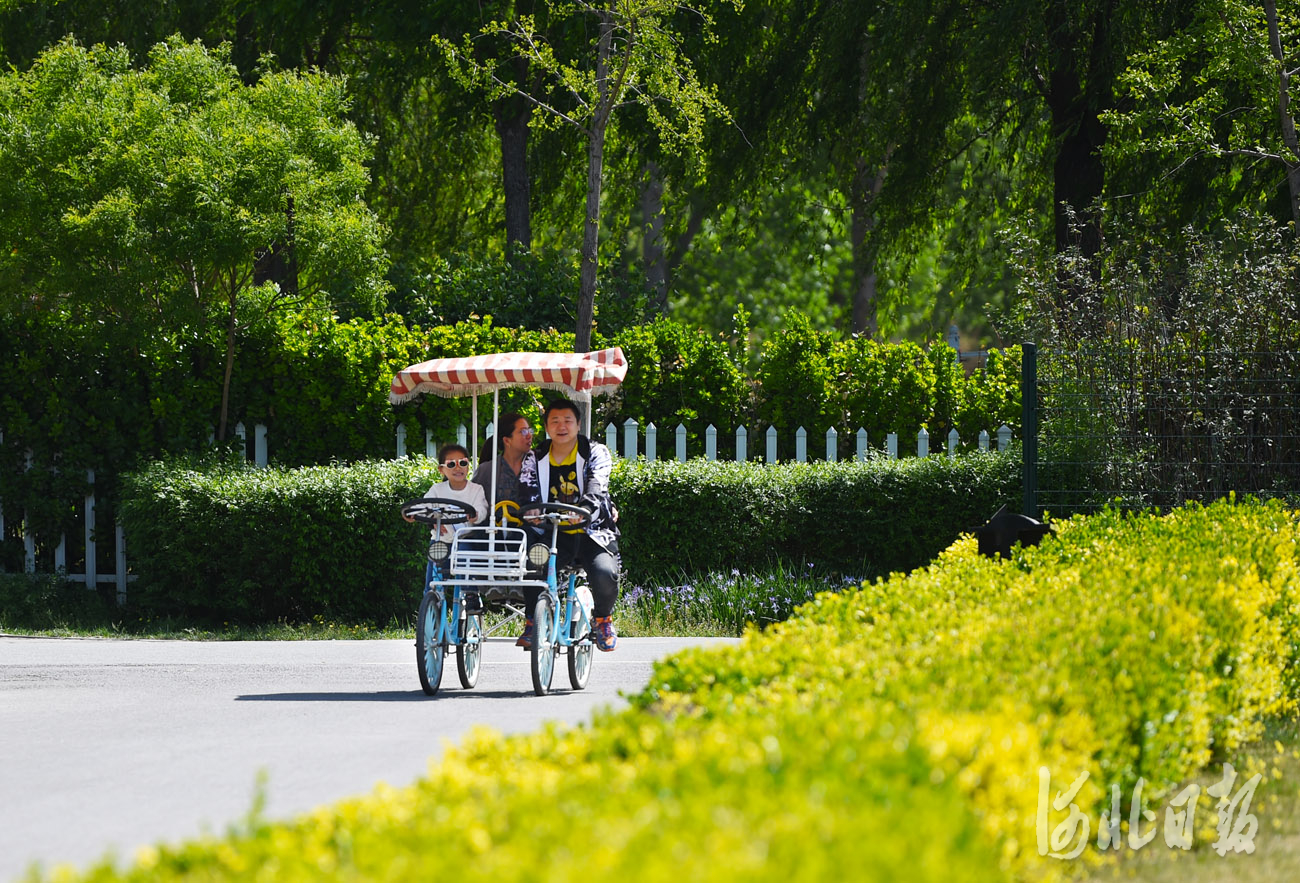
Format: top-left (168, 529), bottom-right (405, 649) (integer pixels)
top-left (416, 590), bottom-right (445, 696)
top-left (530, 595), bottom-right (557, 696)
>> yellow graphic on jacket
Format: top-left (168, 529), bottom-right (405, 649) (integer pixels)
top-left (549, 448), bottom-right (583, 533)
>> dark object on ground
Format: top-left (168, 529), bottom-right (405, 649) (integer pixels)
top-left (975, 505), bottom-right (1052, 559)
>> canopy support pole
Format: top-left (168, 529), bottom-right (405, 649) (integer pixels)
top-left (470, 397), bottom-right (479, 468)
top-left (489, 390), bottom-right (501, 522)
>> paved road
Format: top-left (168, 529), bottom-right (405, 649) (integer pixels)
top-left (0, 634), bottom-right (737, 882)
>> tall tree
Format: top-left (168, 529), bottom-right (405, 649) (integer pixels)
top-left (1102, 0), bottom-right (1300, 231)
top-left (437, 0), bottom-right (731, 351)
top-left (0, 37), bottom-right (390, 437)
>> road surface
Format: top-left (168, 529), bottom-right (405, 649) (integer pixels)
top-left (0, 634), bottom-right (737, 881)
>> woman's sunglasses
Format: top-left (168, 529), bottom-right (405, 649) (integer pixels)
top-left (441, 458), bottom-right (471, 468)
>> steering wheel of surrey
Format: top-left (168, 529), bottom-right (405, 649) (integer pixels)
top-left (401, 497), bottom-right (477, 526)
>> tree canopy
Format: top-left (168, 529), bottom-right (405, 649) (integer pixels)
top-left (0, 36), bottom-right (390, 435)
top-left (0, 1), bottom-right (1296, 348)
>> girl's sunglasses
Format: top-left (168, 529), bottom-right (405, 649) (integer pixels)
top-left (442, 458), bottom-right (471, 468)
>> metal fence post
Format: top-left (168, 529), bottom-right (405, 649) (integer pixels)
top-left (766, 426), bottom-right (777, 463)
top-left (705, 425), bottom-right (717, 461)
top-left (1022, 342), bottom-right (1038, 518)
top-left (605, 422), bottom-right (618, 454)
top-left (826, 427), bottom-right (838, 462)
top-left (254, 424), bottom-right (267, 467)
top-left (795, 427), bottom-right (807, 463)
top-left (23, 452), bottom-right (34, 572)
top-left (856, 428), bottom-right (868, 461)
top-left (646, 423), bottom-right (657, 462)
top-left (736, 426), bottom-right (747, 462)
top-left (115, 524), bottom-right (127, 603)
top-left (676, 424), bottom-right (687, 462)
top-left (886, 433), bottom-right (898, 459)
top-left (85, 469), bottom-right (96, 587)
top-left (395, 424), bottom-right (406, 458)
top-left (917, 428), bottom-right (929, 458)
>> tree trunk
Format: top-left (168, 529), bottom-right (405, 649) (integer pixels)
top-left (641, 161), bottom-right (667, 312)
top-left (576, 15), bottom-right (615, 353)
top-left (849, 157), bottom-right (887, 337)
top-left (576, 120), bottom-right (605, 353)
top-left (667, 205), bottom-right (705, 288)
top-left (494, 68), bottom-right (532, 253)
top-left (1265, 0), bottom-right (1300, 228)
top-left (217, 287), bottom-right (238, 442)
top-left (1045, 8), bottom-right (1110, 260)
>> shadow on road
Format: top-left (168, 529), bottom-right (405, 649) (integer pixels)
top-left (235, 689), bottom-right (578, 702)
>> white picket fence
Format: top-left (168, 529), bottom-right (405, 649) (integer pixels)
top-left (0, 468), bottom-right (132, 599)
top-left (195, 419), bottom-right (1018, 464)
top-left (1, 419), bottom-right (1014, 596)
top-left (593, 420), bottom-right (1014, 462)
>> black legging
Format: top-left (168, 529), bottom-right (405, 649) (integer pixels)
top-left (523, 534), bottom-right (620, 619)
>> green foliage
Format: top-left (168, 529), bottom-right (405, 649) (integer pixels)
top-left (1101, 0), bottom-right (1300, 229)
top-left (0, 572), bottom-right (118, 631)
top-left (390, 248), bottom-right (653, 334)
top-left (755, 318), bottom-right (1021, 453)
top-left (610, 453), bottom-right (1021, 582)
top-left (602, 317), bottom-right (749, 455)
top-left (0, 36), bottom-right (390, 324)
top-left (639, 499), bottom-right (1300, 871)
top-left (118, 456), bottom-right (438, 624)
top-left (46, 500), bottom-right (1300, 882)
top-left (0, 309), bottom-right (575, 562)
top-left (753, 311), bottom-right (836, 449)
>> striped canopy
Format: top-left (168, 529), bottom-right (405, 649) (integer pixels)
top-left (389, 347), bottom-right (628, 404)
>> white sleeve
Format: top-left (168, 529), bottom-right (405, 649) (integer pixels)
top-left (468, 482), bottom-right (488, 523)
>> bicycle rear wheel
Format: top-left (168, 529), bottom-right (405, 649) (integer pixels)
top-left (457, 611), bottom-right (484, 688)
top-left (567, 604), bottom-right (593, 690)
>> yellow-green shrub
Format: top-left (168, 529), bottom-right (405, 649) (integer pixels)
top-left (49, 500), bottom-right (1300, 883)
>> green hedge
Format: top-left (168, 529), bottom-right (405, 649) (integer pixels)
top-left (53, 501), bottom-right (1300, 881)
top-left (118, 457), bottom-right (439, 624)
top-left (612, 451), bottom-right (1021, 582)
top-left (113, 452), bottom-right (1020, 624)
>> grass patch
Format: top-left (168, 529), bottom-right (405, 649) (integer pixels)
top-left (3, 564), bottom-right (852, 640)
top-left (0, 574), bottom-right (414, 640)
top-left (1080, 716), bottom-right (1300, 882)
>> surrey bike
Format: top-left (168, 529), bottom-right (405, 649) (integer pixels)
top-left (388, 348), bottom-right (627, 696)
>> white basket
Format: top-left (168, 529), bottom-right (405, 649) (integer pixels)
top-left (450, 526), bottom-right (530, 579)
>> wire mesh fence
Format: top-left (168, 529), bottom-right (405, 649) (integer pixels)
top-left (1029, 345), bottom-right (1300, 516)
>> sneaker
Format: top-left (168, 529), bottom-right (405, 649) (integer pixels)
top-left (516, 619), bottom-right (534, 650)
top-left (593, 616), bottom-right (617, 652)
